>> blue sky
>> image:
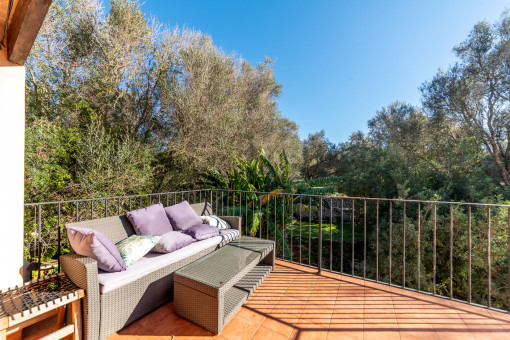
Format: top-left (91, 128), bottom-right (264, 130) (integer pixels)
top-left (140, 0), bottom-right (508, 143)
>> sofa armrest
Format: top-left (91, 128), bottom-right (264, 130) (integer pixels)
top-left (219, 216), bottom-right (242, 233)
top-left (60, 254), bottom-right (100, 340)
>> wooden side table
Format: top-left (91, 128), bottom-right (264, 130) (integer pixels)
top-left (0, 274), bottom-right (84, 340)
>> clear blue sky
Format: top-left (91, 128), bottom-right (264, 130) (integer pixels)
top-left (140, 0), bottom-right (508, 144)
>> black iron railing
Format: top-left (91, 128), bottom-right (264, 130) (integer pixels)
top-left (210, 189), bottom-right (510, 313)
top-left (24, 189), bottom-right (510, 313)
top-left (23, 190), bottom-right (212, 277)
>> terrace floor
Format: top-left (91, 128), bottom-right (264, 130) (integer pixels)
top-left (107, 260), bottom-right (510, 340)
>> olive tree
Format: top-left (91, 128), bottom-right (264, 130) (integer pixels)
top-left (421, 12), bottom-right (510, 187)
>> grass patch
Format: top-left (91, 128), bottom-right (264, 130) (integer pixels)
top-left (288, 222), bottom-right (364, 242)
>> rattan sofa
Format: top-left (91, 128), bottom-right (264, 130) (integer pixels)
top-left (60, 202), bottom-right (241, 340)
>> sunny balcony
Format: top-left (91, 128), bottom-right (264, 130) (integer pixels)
top-left (17, 189), bottom-right (510, 340)
top-left (2, 1), bottom-right (510, 340)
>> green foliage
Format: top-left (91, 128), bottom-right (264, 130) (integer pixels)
top-left (421, 12), bottom-right (510, 187)
top-left (207, 147), bottom-right (340, 196)
top-left (25, 118), bottom-right (156, 203)
top-left (208, 149), bottom-right (340, 260)
top-left (301, 130), bottom-right (338, 180)
top-left (25, 119), bottom-right (79, 202)
top-left (289, 222), bottom-right (364, 242)
top-left (25, 0), bottom-right (303, 203)
top-left (75, 120), bottom-right (156, 197)
top-left (329, 101), bottom-right (507, 202)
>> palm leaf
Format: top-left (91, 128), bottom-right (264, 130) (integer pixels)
top-left (260, 189), bottom-right (284, 206)
top-left (259, 152), bottom-right (285, 188)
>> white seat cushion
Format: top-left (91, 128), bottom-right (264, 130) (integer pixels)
top-left (98, 229), bottom-right (239, 294)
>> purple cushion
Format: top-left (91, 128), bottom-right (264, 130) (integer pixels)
top-left (184, 223), bottom-right (220, 241)
top-left (164, 201), bottom-right (202, 231)
top-left (151, 231), bottom-right (196, 254)
top-left (126, 203), bottom-right (173, 236)
top-left (66, 226), bottom-right (126, 272)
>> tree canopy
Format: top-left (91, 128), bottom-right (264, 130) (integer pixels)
top-left (25, 0), bottom-right (302, 202)
top-left (421, 13), bottom-right (510, 187)
top-left (25, 1), bottom-right (510, 206)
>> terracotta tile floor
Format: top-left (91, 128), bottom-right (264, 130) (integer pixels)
top-left (108, 260), bottom-right (510, 340)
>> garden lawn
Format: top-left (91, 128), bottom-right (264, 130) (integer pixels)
top-left (288, 222), bottom-right (364, 242)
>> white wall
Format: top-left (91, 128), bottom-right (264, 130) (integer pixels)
top-left (0, 66), bottom-right (25, 290)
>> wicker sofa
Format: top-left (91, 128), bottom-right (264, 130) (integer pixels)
top-left (60, 202), bottom-right (241, 340)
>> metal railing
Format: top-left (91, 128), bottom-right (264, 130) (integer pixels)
top-left (23, 189), bottom-right (212, 277)
top-left (23, 188), bottom-right (510, 313)
top-left (210, 189), bottom-right (510, 313)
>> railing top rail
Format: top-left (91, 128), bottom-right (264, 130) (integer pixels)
top-left (24, 188), bottom-right (510, 208)
top-left (212, 189), bottom-right (510, 208)
top-left (24, 189), bottom-right (210, 207)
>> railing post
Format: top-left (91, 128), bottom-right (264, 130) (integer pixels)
top-left (299, 196), bottom-right (302, 264)
top-left (364, 199), bottom-right (367, 280)
top-left (57, 203), bottom-right (61, 273)
top-left (38, 204), bottom-right (42, 279)
top-left (487, 206), bottom-right (491, 309)
top-left (389, 201), bottom-right (392, 285)
top-left (318, 196), bottom-right (322, 275)
top-left (403, 202), bottom-right (406, 288)
top-left (449, 204), bottom-right (453, 299)
top-left (433, 204), bottom-right (436, 295)
top-left (308, 197), bottom-right (311, 266)
top-left (507, 206), bottom-right (510, 312)
top-left (417, 202), bottom-right (421, 291)
top-left (376, 200), bottom-right (379, 281)
top-left (340, 199), bottom-right (343, 273)
top-left (468, 205), bottom-right (472, 304)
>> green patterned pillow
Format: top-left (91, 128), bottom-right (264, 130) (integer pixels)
top-left (116, 235), bottom-right (160, 266)
top-left (200, 215), bottom-right (230, 230)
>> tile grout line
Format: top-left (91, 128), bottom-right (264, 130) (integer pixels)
top-left (285, 270), bottom-right (319, 339)
top-left (281, 266), bottom-right (315, 339)
top-left (451, 302), bottom-right (478, 340)
top-left (324, 274), bottom-right (342, 340)
top-left (387, 284), bottom-right (401, 340)
top-left (363, 279), bottom-right (365, 340)
top-left (390, 286), bottom-right (438, 340)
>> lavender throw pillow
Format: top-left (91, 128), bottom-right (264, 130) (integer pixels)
top-left (66, 226), bottom-right (126, 272)
top-left (126, 203), bottom-right (173, 236)
top-left (152, 231), bottom-right (196, 254)
top-left (184, 223), bottom-right (220, 241)
top-left (164, 201), bottom-right (202, 231)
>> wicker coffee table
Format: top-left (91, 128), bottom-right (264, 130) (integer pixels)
top-left (174, 236), bottom-right (275, 334)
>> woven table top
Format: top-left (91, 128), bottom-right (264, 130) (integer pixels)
top-left (176, 237), bottom-right (274, 289)
top-left (0, 274), bottom-right (80, 320)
